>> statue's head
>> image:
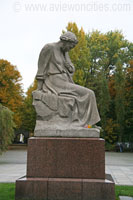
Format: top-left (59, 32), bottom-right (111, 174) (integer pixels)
top-left (60, 31), bottom-right (78, 52)
top-left (60, 31), bottom-right (78, 44)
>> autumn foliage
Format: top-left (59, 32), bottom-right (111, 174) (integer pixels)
top-left (21, 23), bottom-right (133, 144)
top-left (0, 23), bottom-right (132, 147)
top-left (65, 22), bottom-right (133, 143)
top-left (0, 59), bottom-right (23, 128)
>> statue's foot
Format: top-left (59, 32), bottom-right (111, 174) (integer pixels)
top-left (93, 125), bottom-right (102, 130)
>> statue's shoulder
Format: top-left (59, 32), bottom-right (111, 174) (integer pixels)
top-left (41, 42), bottom-right (56, 53)
top-left (38, 43), bottom-right (57, 66)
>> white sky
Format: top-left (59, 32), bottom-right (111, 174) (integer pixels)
top-left (0, 0), bottom-right (133, 93)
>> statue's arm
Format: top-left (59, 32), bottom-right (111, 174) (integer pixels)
top-left (37, 80), bottom-right (43, 90)
top-left (36, 45), bottom-right (52, 90)
top-left (65, 52), bottom-right (75, 75)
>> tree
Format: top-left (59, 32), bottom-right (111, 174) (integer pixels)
top-left (0, 59), bottom-right (24, 129)
top-left (124, 60), bottom-right (133, 142)
top-left (98, 72), bottom-right (110, 133)
top-left (64, 23), bottom-right (133, 143)
top-left (114, 58), bottom-right (125, 142)
top-left (86, 30), bottom-right (133, 142)
top-left (17, 23), bottom-right (132, 144)
top-left (20, 81), bottom-right (37, 133)
top-left (65, 22), bottom-right (91, 86)
top-left (104, 118), bottom-right (118, 144)
top-left (0, 104), bottom-right (15, 153)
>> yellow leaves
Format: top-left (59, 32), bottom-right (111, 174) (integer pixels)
top-left (109, 77), bottom-right (116, 97)
top-left (26, 80), bottom-right (37, 97)
top-left (73, 69), bottom-right (86, 86)
top-left (113, 53), bottom-right (118, 59)
top-left (79, 27), bottom-right (85, 41)
top-left (89, 31), bottom-right (108, 44)
top-left (0, 59), bottom-right (24, 129)
top-left (66, 22), bottom-right (79, 37)
top-left (104, 118), bottom-right (118, 143)
top-left (128, 60), bottom-right (133, 68)
top-left (65, 23), bottom-right (90, 87)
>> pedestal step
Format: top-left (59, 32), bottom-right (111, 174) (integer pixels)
top-left (16, 176), bottom-right (115, 200)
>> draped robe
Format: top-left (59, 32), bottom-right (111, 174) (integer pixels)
top-left (35, 42), bottom-right (100, 126)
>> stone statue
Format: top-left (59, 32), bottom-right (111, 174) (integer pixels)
top-left (32, 31), bottom-right (100, 132)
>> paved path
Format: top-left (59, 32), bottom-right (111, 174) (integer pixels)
top-left (105, 152), bottom-right (133, 185)
top-left (120, 197), bottom-right (133, 200)
top-left (0, 149), bottom-right (27, 183)
top-left (0, 149), bottom-right (133, 185)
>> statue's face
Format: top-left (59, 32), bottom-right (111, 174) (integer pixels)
top-left (62, 41), bottom-right (76, 52)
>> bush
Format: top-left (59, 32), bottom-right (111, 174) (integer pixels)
top-left (105, 142), bottom-right (115, 151)
top-left (0, 104), bottom-right (15, 153)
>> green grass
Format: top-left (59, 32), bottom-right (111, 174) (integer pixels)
top-left (0, 183), bottom-right (15, 200)
top-left (0, 183), bottom-right (133, 200)
top-left (115, 185), bottom-right (133, 200)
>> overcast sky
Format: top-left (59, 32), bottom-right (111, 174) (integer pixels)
top-left (0, 0), bottom-right (133, 93)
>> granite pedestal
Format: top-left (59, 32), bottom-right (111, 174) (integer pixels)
top-left (15, 129), bottom-right (115, 200)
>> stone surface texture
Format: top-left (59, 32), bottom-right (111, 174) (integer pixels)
top-left (15, 135), bottom-right (115, 200)
top-left (27, 137), bottom-right (105, 179)
top-left (34, 121), bottom-right (100, 137)
top-left (16, 177), bottom-right (115, 200)
top-left (33, 32), bottom-right (100, 130)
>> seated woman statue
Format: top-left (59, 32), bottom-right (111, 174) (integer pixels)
top-left (32, 31), bottom-right (100, 130)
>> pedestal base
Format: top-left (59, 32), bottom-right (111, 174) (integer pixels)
top-left (15, 136), bottom-right (115, 200)
top-left (16, 176), bottom-right (115, 200)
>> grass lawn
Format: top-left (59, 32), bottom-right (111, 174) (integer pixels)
top-left (115, 185), bottom-right (133, 200)
top-left (0, 183), bottom-right (15, 200)
top-left (0, 183), bottom-right (133, 200)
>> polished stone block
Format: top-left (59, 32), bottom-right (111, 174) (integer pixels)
top-left (15, 177), bottom-right (48, 200)
top-left (15, 177), bottom-right (115, 200)
top-left (16, 135), bottom-right (115, 200)
top-left (27, 137), bottom-right (105, 179)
